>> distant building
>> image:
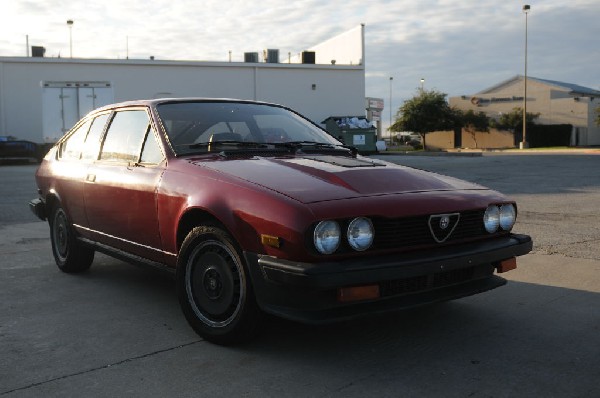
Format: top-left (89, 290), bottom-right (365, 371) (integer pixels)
top-left (0, 26), bottom-right (366, 144)
top-left (450, 76), bottom-right (600, 146)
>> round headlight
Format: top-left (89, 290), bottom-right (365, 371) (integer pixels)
top-left (483, 205), bottom-right (500, 233)
top-left (347, 217), bottom-right (374, 251)
top-left (499, 204), bottom-right (516, 231)
top-left (314, 221), bottom-right (341, 254)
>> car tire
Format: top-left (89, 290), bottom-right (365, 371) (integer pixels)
top-left (49, 204), bottom-right (94, 273)
top-left (176, 226), bottom-right (261, 345)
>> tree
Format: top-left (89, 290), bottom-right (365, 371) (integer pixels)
top-left (596, 106), bottom-right (600, 126)
top-left (389, 90), bottom-right (457, 149)
top-left (459, 110), bottom-right (490, 149)
top-left (492, 107), bottom-right (540, 131)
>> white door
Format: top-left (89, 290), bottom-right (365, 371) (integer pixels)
top-left (61, 87), bottom-right (79, 134)
top-left (78, 87), bottom-right (114, 118)
top-left (42, 87), bottom-right (63, 143)
top-left (42, 83), bottom-right (114, 143)
top-left (93, 87), bottom-right (114, 109)
top-left (78, 87), bottom-right (96, 117)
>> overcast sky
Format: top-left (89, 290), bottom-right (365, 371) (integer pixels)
top-left (1, 0), bottom-right (598, 119)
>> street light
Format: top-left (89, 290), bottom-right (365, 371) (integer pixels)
top-left (67, 19), bottom-right (74, 58)
top-left (420, 78), bottom-right (425, 92)
top-left (389, 76), bottom-right (393, 143)
top-left (521, 5), bottom-right (530, 149)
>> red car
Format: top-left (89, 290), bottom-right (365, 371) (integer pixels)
top-left (30, 99), bottom-right (532, 344)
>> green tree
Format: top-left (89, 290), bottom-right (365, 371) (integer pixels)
top-left (492, 107), bottom-right (540, 131)
top-left (459, 110), bottom-right (490, 149)
top-left (596, 106), bottom-right (600, 126)
top-left (389, 90), bottom-right (457, 149)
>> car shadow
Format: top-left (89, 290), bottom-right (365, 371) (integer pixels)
top-left (233, 281), bottom-right (599, 396)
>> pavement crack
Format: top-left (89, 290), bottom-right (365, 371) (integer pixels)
top-left (0, 340), bottom-right (204, 396)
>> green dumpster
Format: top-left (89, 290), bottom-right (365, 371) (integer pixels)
top-left (322, 116), bottom-right (378, 154)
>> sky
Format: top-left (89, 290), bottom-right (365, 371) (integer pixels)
top-left (1, 0), bottom-right (598, 123)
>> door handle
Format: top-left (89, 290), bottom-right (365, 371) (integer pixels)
top-left (86, 174), bottom-right (96, 182)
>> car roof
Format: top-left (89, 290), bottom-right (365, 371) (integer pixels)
top-left (93, 98), bottom-right (282, 113)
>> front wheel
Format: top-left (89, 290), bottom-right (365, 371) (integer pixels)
top-left (176, 226), bottom-right (261, 345)
top-left (49, 204), bottom-right (94, 273)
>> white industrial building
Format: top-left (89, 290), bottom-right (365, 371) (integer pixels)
top-left (0, 26), bottom-right (366, 144)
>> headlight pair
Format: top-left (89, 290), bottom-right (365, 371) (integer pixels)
top-left (484, 204), bottom-right (516, 233)
top-left (314, 217), bottom-right (374, 255)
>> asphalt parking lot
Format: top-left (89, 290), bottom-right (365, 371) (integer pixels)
top-left (1, 153), bottom-right (599, 397)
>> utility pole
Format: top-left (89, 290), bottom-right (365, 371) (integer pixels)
top-left (521, 5), bottom-right (530, 149)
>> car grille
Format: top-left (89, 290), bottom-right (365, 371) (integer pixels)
top-left (372, 209), bottom-right (502, 250)
top-left (379, 264), bottom-right (492, 298)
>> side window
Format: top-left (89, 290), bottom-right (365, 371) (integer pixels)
top-left (81, 113), bottom-right (110, 161)
top-left (59, 120), bottom-right (91, 160)
top-left (140, 130), bottom-right (165, 164)
top-left (100, 110), bottom-right (149, 162)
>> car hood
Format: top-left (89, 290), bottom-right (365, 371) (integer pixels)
top-left (194, 155), bottom-right (488, 204)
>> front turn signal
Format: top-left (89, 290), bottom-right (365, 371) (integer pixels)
top-left (337, 285), bottom-right (380, 303)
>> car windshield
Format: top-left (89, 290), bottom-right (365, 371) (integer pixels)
top-left (156, 101), bottom-right (340, 156)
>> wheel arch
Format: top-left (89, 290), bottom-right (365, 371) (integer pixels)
top-left (176, 208), bottom-right (229, 252)
top-left (44, 190), bottom-right (62, 216)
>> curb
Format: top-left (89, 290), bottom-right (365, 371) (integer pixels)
top-left (374, 151), bottom-right (483, 157)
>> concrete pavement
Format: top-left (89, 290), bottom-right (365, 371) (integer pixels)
top-left (1, 154), bottom-right (599, 397)
top-left (1, 226), bottom-right (598, 397)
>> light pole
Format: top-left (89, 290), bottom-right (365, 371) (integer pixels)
top-left (420, 78), bottom-right (425, 92)
top-left (521, 5), bottom-right (530, 149)
top-left (389, 76), bottom-right (393, 143)
top-left (67, 19), bottom-right (74, 58)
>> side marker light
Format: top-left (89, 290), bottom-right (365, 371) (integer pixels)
top-left (261, 234), bottom-right (281, 248)
top-left (496, 257), bottom-right (517, 273)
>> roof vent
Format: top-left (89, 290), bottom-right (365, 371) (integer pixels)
top-left (302, 51), bottom-right (315, 64)
top-left (264, 49), bottom-right (279, 63)
top-left (244, 52), bottom-right (259, 63)
top-left (31, 46), bottom-right (45, 57)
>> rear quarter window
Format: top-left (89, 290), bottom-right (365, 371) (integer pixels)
top-left (59, 120), bottom-right (91, 160)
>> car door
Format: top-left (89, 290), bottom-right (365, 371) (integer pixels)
top-left (83, 108), bottom-right (166, 262)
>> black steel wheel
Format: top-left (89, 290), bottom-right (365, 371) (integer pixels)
top-left (49, 204), bottom-right (94, 273)
top-left (177, 226), bottom-right (260, 345)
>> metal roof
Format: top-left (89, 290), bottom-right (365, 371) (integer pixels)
top-left (478, 75), bottom-right (600, 97)
top-left (529, 76), bottom-right (600, 96)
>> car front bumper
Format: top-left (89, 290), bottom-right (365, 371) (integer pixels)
top-left (244, 234), bottom-right (533, 324)
top-left (29, 198), bottom-right (47, 221)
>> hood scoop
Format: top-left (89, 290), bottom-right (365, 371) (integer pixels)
top-left (300, 155), bottom-right (384, 168)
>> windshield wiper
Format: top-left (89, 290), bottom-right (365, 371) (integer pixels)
top-left (187, 140), bottom-right (268, 149)
top-left (287, 141), bottom-right (335, 147)
top-left (269, 141), bottom-right (358, 156)
top-left (181, 140), bottom-right (357, 157)
top-left (269, 141), bottom-right (335, 150)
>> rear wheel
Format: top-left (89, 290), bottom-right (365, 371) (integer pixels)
top-left (176, 226), bottom-right (261, 345)
top-left (49, 204), bottom-right (94, 273)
